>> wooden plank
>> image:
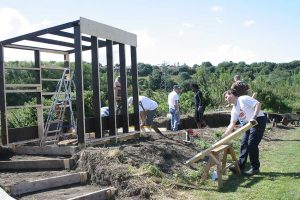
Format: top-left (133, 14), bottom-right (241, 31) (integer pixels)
top-left (10, 172), bottom-right (88, 196)
top-left (185, 121), bottom-right (258, 165)
top-left (12, 145), bottom-right (78, 156)
top-left (4, 66), bottom-right (41, 71)
top-left (0, 158), bottom-right (74, 170)
top-left (7, 105), bottom-right (42, 109)
top-left (80, 17), bottom-right (137, 47)
top-left (211, 144), bottom-right (230, 154)
top-left (5, 84), bottom-right (41, 88)
top-left (67, 187), bottom-right (117, 200)
top-left (6, 89), bottom-right (39, 93)
top-left (58, 139), bottom-right (78, 146)
top-left (86, 132), bottom-right (140, 146)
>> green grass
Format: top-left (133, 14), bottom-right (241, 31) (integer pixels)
top-left (172, 128), bottom-right (300, 200)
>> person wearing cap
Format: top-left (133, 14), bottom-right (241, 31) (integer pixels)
top-left (128, 96), bottom-right (158, 126)
top-left (168, 85), bottom-right (181, 131)
top-left (223, 82), bottom-right (267, 176)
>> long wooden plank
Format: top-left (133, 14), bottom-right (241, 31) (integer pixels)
top-left (185, 121), bottom-right (257, 165)
top-left (86, 132), bottom-right (140, 146)
top-left (0, 158), bottom-right (74, 170)
top-left (10, 172), bottom-right (88, 196)
top-left (12, 146), bottom-right (78, 156)
top-left (67, 187), bottom-right (117, 200)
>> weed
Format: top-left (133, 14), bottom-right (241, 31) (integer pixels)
top-left (141, 164), bottom-right (163, 178)
top-left (194, 139), bottom-right (210, 149)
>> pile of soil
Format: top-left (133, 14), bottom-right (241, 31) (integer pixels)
top-left (74, 126), bottom-right (226, 199)
top-left (74, 121), bottom-right (294, 199)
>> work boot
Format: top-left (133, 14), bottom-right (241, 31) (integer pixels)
top-left (229, 165), bottom-right (238, 174)
top-left (244, 168), bottom-right (260, 176)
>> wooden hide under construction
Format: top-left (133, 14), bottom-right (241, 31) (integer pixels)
top-left (185, 120), bottom-right (257, 165)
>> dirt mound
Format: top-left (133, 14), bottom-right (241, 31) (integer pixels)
top-left (75, 133), bottom-right (200, 199)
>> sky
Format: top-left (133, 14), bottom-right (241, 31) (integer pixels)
top-left (0, 0), bottom-right (300, 66)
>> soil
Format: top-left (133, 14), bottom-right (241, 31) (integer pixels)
top-left (0, 114), bottom-right (295, 200)
top-left (74, 123), bottom-right (294, 200)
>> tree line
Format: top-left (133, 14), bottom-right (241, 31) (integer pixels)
top-left (3, 60), bottom-right (300, 128)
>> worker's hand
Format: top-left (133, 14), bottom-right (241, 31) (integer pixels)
top-left (222, 132), bottom-right (229, 137)
top-left (249, 119), bottom-right (257, 126)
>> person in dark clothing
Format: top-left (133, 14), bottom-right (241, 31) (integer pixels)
top-left (191, 83), bottom-right (206, 128)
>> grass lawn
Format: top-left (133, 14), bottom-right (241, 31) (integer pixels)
top-left (164, 127), bottom-right (300, 200)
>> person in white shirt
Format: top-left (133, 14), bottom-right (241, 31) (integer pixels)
top-left (128, 96), bottom-right (158, 126)
top-left (223, 82), bottom-right (267, 176)
top-left (168, 85), bottom-right (181, 131)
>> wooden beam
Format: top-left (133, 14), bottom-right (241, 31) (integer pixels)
top-left (0, 45), bottom-right (8, 145)
top-left (9, 172), bottom-right (88, 196)
top-left (185, 121), bottom-right (258, 165)
top-left (86, 132), bottom-right (140, 146)
top-left (130, 46), bottom-right (140, 131)
top-left (119, 44), bottom-right (129, 133)
top-left (0, 158), bottom-right (75, 170)
top-left (67, 187), bottom-right (117, 200)
top-left (12, 145), bottom-right (78, 156)
top-left (91, 36), bottom-right (102, 138)
top-left (74, 25), bottom-right (85, 144)
top-left (106, 40), bottom-right (117, 136)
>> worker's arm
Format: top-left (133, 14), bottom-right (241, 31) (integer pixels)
top-left (174, 100), bottom-right (179, 113)
top-left (223, 121), bottom-right (237, 136)
top-left (251, 102), bottom-right (261, 121)
top-left (140, 111), bottom-right (147, 126)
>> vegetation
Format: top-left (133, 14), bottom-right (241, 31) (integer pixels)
top-left (3, 60), bottom-right (300, 128)
top-left (162, 127), bottom-right (300, 200)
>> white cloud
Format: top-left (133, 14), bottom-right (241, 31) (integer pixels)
top-left (182, 22), bottom-right (194, 28)
top-left (244, 20), bottom-right (255, 27)
top-left (0, 8), bottom-right (55, 61)
top-left (0, 7), bottom-right (52, 40)
top-left (211, 6), bottom-right (223, 12)
top-left (132, 30), bottom-right (156, 48)
top-left (202, 44), bottom-right (256, 65)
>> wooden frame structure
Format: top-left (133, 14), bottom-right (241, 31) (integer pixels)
top-left (0, 17), bottom-right (140, 145)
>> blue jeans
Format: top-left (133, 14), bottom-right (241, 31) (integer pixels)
top-left (238, 116), bottom-right (267, 170)
top-left (169, 108), bottom-right (180, 131)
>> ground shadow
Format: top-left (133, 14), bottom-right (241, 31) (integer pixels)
top-left (219, 171), bottom-right (300, 193)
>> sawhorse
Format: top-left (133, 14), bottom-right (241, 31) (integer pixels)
top-left (201, 144), bottom-right (240, 188)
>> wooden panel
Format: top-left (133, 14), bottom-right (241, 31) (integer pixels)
top-left (8, 126), bottom-right (38, 143)
top-left (80, 17), bottom-right (137, 47)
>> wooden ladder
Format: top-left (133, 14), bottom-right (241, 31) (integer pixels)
top-left (201, 144), bottom-right (240, 188)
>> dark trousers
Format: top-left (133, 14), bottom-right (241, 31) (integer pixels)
top-left (238, 116), bottom-right (267, 170)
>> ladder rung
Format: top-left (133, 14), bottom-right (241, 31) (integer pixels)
top-left (41, 66), bottom-right (65, 70)
top-left (49, 120), bottom-right (63, 124)
top-left (55, 104), bottom-right (70, 108)
top-left (42, 92), bottom-right (57, 96)
top-left (47, 130), bottom-right (61, 134)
